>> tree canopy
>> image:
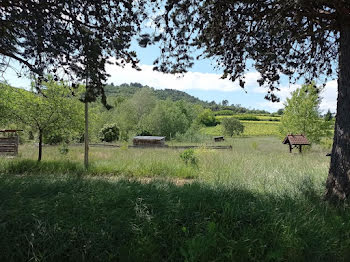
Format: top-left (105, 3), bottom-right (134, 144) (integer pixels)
top-left (280, 83), bottom-right (331, 144)
top-left (1, 0), bottom-right (154, 105)
top-left (155, 0), bottom-right (350, 201)
top-left (155, 0), bottom-right (343, 101)
top-left (0, 80), bottom-right (84, 161)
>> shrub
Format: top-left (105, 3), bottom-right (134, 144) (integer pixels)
top-left (180, 148), bottom-right (198, 166)
top-left (58, 143), bottom-right (69, 155)
top-left (197, 109), bottom-right (217, 126)
top-left (99, 123), bottom-right (119, 142)
top-left (221, 118), bottom-right (244, 137)
top-left (43, 133), bottom-right (64, 145)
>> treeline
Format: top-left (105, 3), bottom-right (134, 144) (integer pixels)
top-left (0, 80), bottom-right (285, 148)
top-left (105, 83), bottom-right (274, 115)
top-left (90, 88), bottom-right (209, 142)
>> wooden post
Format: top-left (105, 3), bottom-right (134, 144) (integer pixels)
top-left (299, 145), bottom-right (302, 153)
top-left (15, 134), bottom-right (19, 155)
top-left (84, 100), bottom-right (89, 169)
top-left (289, 142), bottom-right (292, 153)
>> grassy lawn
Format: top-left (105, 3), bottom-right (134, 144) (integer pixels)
top-left (1, 137), bottom-right (349, 261)
top-left (202, 121), bottom-right (280, 136)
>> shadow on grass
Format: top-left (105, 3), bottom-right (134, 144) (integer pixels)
top-left (0, 174), bottom-right (350, 261)
top-left (0, 159), bottom-right (198, 179)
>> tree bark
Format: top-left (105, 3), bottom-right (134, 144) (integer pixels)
top-left (84, 101), bottom-right (89, 169)
top-left (38, 129), bottom-right (43, 162)
top-left (325, 23), bottom-right (350, 201)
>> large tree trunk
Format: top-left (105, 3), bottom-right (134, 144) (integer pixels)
top-left (325, 23), bottom-right (350, 201)
top-left (38, 129), bottom-right (43, 162)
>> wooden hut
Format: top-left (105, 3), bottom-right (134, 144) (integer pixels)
top-left (283, 134), bottom-right (310, 153)
top-left (0, 130), bottom-right (22, 156)
top-left (133, 136), bottom-right (166, 147)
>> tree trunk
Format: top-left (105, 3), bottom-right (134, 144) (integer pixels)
top-left (38, 129), bottom-right (43, 162)
top-left (84, 101), bottom-right (89, 169)
top-left (325, 23), bottom-right (350, 201)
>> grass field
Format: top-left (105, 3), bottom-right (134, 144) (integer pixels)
top-left (1, 137), bottom-right (350, 261)
top-left (202, 121), bottom-right (280, 136)
top-left (216, 114), bottom-right (281, 122)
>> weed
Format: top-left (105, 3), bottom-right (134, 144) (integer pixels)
top-left (180, 148), bottom-right (198, 166)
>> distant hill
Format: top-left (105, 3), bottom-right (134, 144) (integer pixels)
top-left (104, 82), bottom-right (272, 114)
top-left (104, 83), bottom-right (209, 106)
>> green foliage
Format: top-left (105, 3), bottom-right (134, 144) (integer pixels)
top-left (116, 89), bottom-right (157, 138)
top-left (214, 110), bottom-right (234, 116)
top-left (43, 132), bottom-right (65, 145)
top-left (221, 117), bottom-right (244, 137)
top-left (280, 83), bottom-right (331, 144)
top-left (0, 80), bottom-right (84, 159)
top-left (202, 121), bottom-right (280, 137)
top-left (197, 109), bottom-right (217, 126)
top-left (98, 123), bottom-right (119, 142)
top-left (324, 109), bottom-right (333, 121)
top-left (216, 114), bottom-right (280, 122)
top-left (58, 143), bottom-right (69, 155)
top-left (277, 108), bottom-right (284, 115)
top-left (180, 148), bottom-right (198, 166)
top-left (141, 100), bottom-right (191, 139)
top-left (175, 123), bottom-right (209, 142)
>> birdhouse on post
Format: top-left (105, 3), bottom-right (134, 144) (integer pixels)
top-left (282, 134), bottom-right (310, 153)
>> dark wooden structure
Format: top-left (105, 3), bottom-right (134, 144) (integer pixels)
top-left (283, 134), bottom-right (310, 153)
top-left (133, 136), bottom-right (166, 147)
top-left (0, 130), bottom-right (22, 156)
top-left (214, 136), bottom-right (225, 142)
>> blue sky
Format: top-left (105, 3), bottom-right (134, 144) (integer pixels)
top-left (2, 39), bottom-right (338, 113)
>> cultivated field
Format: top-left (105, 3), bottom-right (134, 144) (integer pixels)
top-left (2, 137), bottom-right (350, 261)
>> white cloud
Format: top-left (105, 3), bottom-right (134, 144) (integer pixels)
top-left (106, 61), bottom-right (338, 113)
top-left (255, 81), bottom-right (338, 113)
top-left (106, 61), bottom-right (258, 92)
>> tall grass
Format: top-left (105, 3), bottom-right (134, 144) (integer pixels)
top-left (1, 137), bottom-right (347, 261)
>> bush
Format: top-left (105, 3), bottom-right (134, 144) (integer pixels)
top-left (175, 123), bottom-right (209, 143)
top-left (221, 118), bottom-right (244, 137)
top-left (197, 109), bottom-right (217, 126)
top-left (180, 148), bottom-right (198, 166)
top-left (58, 143), bottom-right (69, 155)
top-left (137, 130), bottom-right (153, 136)
top-left (99, 123), bottom-right (119, 142)
top-left (43, 133), bottom-right (64, 145)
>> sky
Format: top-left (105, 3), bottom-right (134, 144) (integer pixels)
top-left (2, 39), bottom-right (338, 113)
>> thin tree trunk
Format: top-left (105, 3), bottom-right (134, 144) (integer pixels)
top-left (325, 23), bottom-right (350, 201)
top-left (38, 129), bottom-right (43, 162)
top-left (84, 101), bottom-right (89, 169)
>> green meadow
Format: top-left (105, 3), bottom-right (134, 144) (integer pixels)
top-left (2, 137), bottom-right (350, 261)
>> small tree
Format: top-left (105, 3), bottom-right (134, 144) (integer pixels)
top-left (197, 109), bottom-right (217, 127)
top-left (142, 100), bottom-right (190, 139)
top-left (324, 110), bottom-right (333, 121)
top-left (99, 124), bottom-right (119, 142)
top-left (0, 80), bottom-right (84, 161)
top-left (277, 109), bottom-right (284, 115)
top-left (280, 83), bottom-right (329, 144)
top-left (221, 118), bottom-right (244, 137)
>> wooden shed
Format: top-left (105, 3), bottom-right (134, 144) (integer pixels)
top-left (0, 130), bottom-right (22, 156)
top-left (283, 134), bottom-right (310, 153)
top-left (133, 136), bottom-right (166, 147)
